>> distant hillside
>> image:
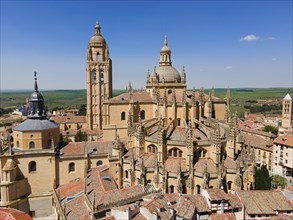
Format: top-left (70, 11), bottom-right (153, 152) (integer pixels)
top-left (1, 88), bottom-right (291, 116)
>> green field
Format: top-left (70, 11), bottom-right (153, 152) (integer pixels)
top-left (0, 90), bottom-right (125, 110)
top-left (1, 88), bottom-right (291, 117)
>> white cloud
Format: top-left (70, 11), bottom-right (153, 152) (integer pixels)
top-left (225, 66), bottom-right (233, 70)
top-left (240, 34), bottom-right (260, 42)
top-left (272, 58), bottom-right (277, 61)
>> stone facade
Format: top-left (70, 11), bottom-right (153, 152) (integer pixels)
top-left (83, 22), bottom-right (256, 196)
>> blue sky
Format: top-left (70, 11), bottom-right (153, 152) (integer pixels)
top-left (1, 1), bottom-right (292, 90)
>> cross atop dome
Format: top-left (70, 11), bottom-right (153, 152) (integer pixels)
top-left (34, 71), bottom-right (38, 92)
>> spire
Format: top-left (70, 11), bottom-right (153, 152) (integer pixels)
top-left (160, 35), bottom-right (171, 66)
top-left (28, 72), bottom-right (46, 119)
top-left (164, 34), bottom-right (168, 46)
top-left (95, 20), bottom-right (101, 36)
top-left (34, 71), bottom-right (38, 92)
top-left (182, 65), bottom-right (186, 83)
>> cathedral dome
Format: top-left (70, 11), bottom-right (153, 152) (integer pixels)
top-left (29, 91), bottom-right (44, 101)
top-left (156, 66), bottom-right (181, 83)
top-left (160, 45), bottom-right (171, 53)
top-left (89, 35), bottom-right (106, 45)
top-left (89, 21), bottom-right (106, 45)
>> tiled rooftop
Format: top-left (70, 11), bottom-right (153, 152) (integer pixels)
top-left (57, 178), bottom-right (84, 200)
top-left (242, 133), bottom-right (274, 152)
top-left (0, 208), bottom-right (32, 220)
top-left (274, 135), bottom-right (293, 147)
top-left (64, 195), bottom-right (91, 220)
top-left (237, 190), bottom-right (293, 215)
top-left (165, 158), bottom-right (187, 173)
top-left (206, 189), bottom-right (226, 201)
top-left (61, 139), bottom-right (115, 156)
top-left (51, 115), bottom-right (86, 124)
top-left (210, 213), bottom-right (236, 220)
top-left (194, 158), bottom-right (217, 174)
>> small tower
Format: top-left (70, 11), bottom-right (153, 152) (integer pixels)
top-left (159, 35), bottom-right (172, 66)
top-left (86, 21), bottom-right (113, 130)
top-left (282, 93), bottom-right (292, 128)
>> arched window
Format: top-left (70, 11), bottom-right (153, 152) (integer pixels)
top-left (97, 160), bottom-right (103, 166)
top-left (69, 163), bottom-right (75, 172)
top-left (147, 145), bottom-right (157, 153)
top-left (29, 161), bottom-right (36, 173)
top-left (125, 170), bottom-right (129, 179)
top-left (100, 70), bottom-right (104, 82)
top-left (16, 141), bottom-right (20, 148)
top-left (96, 52), bottom-right (100, 61)
top-left (170, 185), bottom-right (174, 193)
top-left (174, 149), bottom-right (178, 157)
top-left (168, 148), bottom-right (183, 158)
top-left (29, 141), bottom-right (35, 149)
top-left (227, 181), bottom-right (232, 190)
top-left (196, 185), bottom-right (201, 194)
top-left (140, 110), bottom-right (145, 120)
top-left (93, 70), bottom-right (97, 83)
top-left (177, 119), bottom-right (181, 126)
top-left (121, 112), bottom-right (126, 120)
top-left (168, 90), bottom-right (172, 94)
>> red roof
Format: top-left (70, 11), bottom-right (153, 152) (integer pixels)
top-left (274, 135), bottom-right (293, 147)
top-left (57, 178), bottom-right (84, 200)
top-left (0, 208), bottom-right (32, 220)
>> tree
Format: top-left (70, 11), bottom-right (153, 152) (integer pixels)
top-left (75, 130), bottom-right (88, 142)
top-left (271, 175), bottom-right (287, 189)
top-left (255, 165), bottom-right (271, 190)
top-left (78, 104), bottom-right (86, 116)
top-left (263, 125), bottom-right (278, 135)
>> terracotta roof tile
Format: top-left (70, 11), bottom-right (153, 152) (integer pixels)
top-left (0, 208), bottom-right (32, 220)
top-left (57, 178), bottom-right (84, 200)
top-left (242, 133), bottom-right (274, 152)
top-left (62, 140), bottom-right (114, 156)
top-left (132, 213), bottom-right (147, 220)
top-left (64, 195), bottom-right (90, 220)
top-left (206, 189), bottom-right (226, 201)
top-left (224, 157), bottom-right (237, 170)
top-left (141, 152), bottom-right (157, 168)
top-left (51, 115), bottom-right (86, 124)
top-left (225, 193), bottom-right (242, 208)
top-left (109, 91), bottom-right (152, 102)
top-left (210, 213), bottom-right (236, 220)
top-left (237, 190), bottom-right (293, 215)
top-left (194, 158), bottom-right (217, 174)
top-left (241, 128), bottom-right (277, 138)
top-left (274, 135), bottom-right (293, 147)
top-left (62, 142), bottom-right (85, 156)
top-left (165, 158), bottom-right (187, 173)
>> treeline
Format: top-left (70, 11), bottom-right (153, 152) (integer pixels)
top-left (244, 104), bottom-right (281, 113)
top-left (0, 108), bottom-right (13, 117)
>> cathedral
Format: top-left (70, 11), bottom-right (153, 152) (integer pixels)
top-left (0, 21), bottom-right (256, 218)
top-left (85, 21), bottom-right (255, 193)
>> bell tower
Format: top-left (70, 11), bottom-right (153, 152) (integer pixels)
top-left (282, 93), bottom-right (292, 128)
top-left (86, 21), bottom-right (112, 130)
